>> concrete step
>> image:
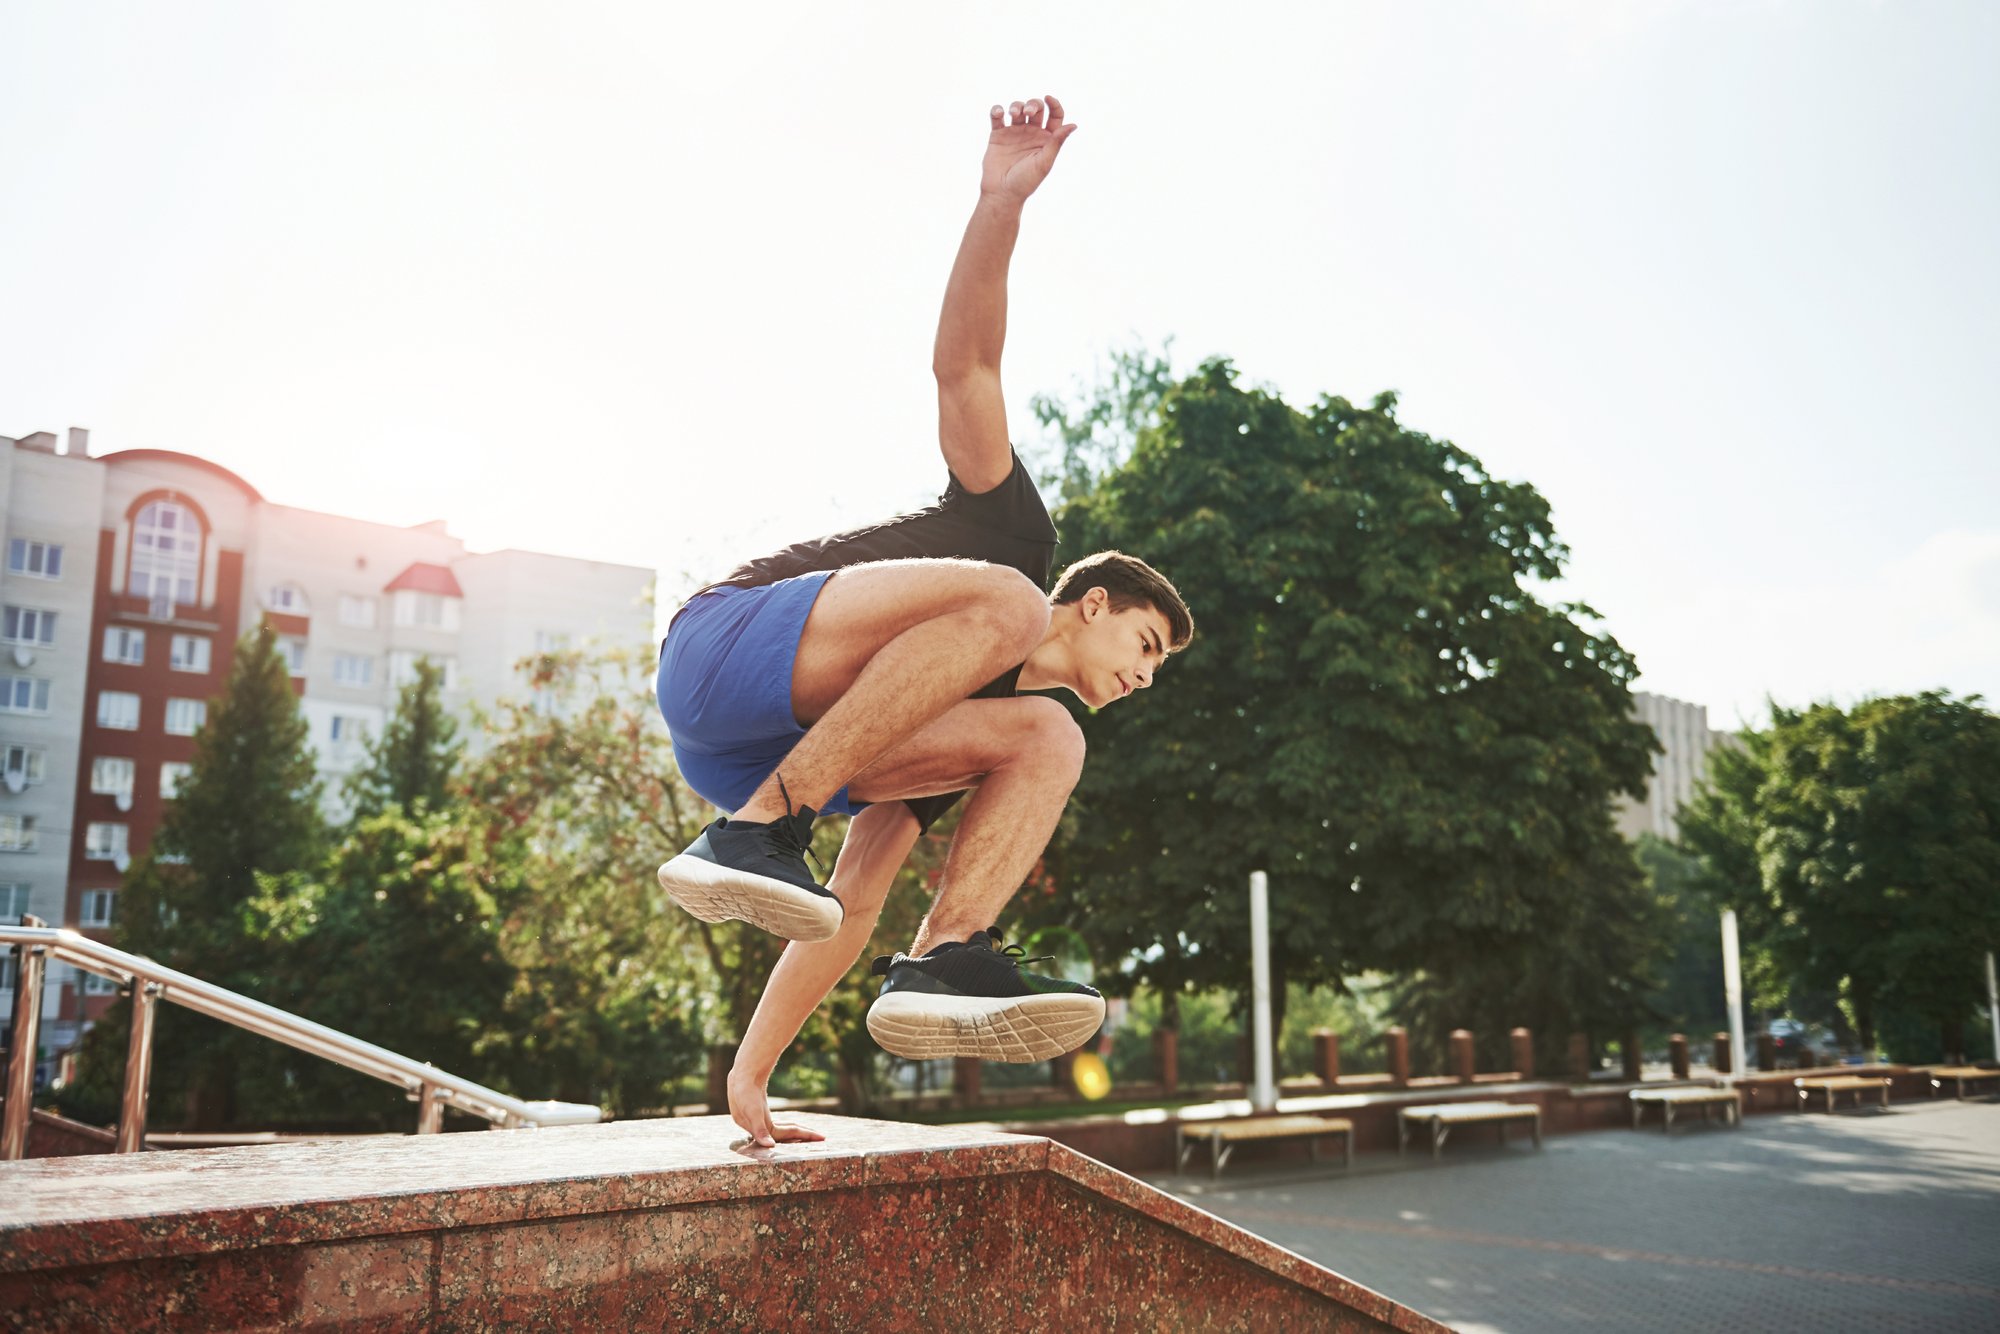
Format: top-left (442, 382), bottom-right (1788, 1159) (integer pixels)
top-left (0, 1114), bottom-right (1443, 1331)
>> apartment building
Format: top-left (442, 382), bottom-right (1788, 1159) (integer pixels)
top-left (1613, 690), bottom-right (1738, 842)
top-left (2, 428), bottom-right (654, 1060)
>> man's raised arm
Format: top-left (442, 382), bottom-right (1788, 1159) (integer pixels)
top-left (934, 95), bottom-right (1077, 494)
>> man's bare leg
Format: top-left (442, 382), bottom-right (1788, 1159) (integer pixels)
top-left (846, 696), bottom-right (1085, 951)
top-left (731, 559), bottom-right (1051, 824)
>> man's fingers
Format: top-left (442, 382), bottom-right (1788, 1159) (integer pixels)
top-left (989, 104), bottom-right (1004, 131)
top-left (1044, 95), bottom-right (1064, 130)
top-left (1008, 100), bottom-right (1025, 126)
top-left (1024, 98), bottom-right (1044, 128)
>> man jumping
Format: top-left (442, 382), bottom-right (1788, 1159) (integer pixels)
top-left (655, 95), bottom-right (1193, 1147)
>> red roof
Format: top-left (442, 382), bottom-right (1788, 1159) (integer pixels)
top-left (383, 562), bottom-right (464, 598)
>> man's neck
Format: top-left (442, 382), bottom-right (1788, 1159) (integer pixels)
top-left (1016, 603), bottom-right (1080, 693)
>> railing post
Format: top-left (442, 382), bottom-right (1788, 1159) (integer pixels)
top-left (116, 981), bottom-right (163, 1153)
top-left (417, 1082), bottom-right (444, 1135)
top-left (3, 918), bottom-right (50, 1161)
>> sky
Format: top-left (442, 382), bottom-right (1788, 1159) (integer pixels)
top-left (3, 1), bottom-right (1994, 730)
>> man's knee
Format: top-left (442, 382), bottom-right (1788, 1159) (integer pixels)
top-left (1016, 696), bottom-right (1085, 783)
top-left (965, 566), bottom-right (1051, 661)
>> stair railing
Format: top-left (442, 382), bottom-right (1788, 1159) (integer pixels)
top-left (1, 918), bottom-right (601, 1159)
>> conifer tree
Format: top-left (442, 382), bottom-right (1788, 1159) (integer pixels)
top-left (76, 624), bottom-right (328, 1128)
top-left (343, 656), bottom-right (463, 820)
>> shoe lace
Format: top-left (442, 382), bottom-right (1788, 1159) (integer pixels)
top-left (768, 774), bottom-right (826, 875)
top-left (983, 930), bottom-right (1055, 971)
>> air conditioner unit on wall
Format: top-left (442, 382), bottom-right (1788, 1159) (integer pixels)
top-left (115, 791), bottom-right (132, 812)
top-left (2, 770), bottom-right (23, 795)
top-left (9, 645), bottom-right (29, 668)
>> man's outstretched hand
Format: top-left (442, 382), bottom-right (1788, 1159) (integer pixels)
top-left (727, 1067), bottom-right (827, 1150)
top-left (982, 95), bottom-right (1077, 203)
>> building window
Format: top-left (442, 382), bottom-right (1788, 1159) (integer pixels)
top-left (1, 954), bottom-right (14, 990)
top-left (7, 539), bottom-right (62, 579)
top-left (266, 583), bottom-right (309, 614)
top-left (279, 636), bottom-right (308, 677)
top-left (332, 653), bottom-right (375, 687)
top-left (0, 883), bottom-right (28, 923)
top-left (84, 824), bottom-right (129, 863)
top-left (103, 626), bottom-right (147, 665)
top-left (170, 635), bottom-right (212, 673)
top-left (388, 651), bottom-right (457, 690)
top-left (338, 595), bottom-right (377, 628)
top-left (330, 715), bottom-right (370, 749)
top-left (2, 606), bottom-right (57, 647)
top-left (97, 691), bottom-right (141, 730)
top-left (90, 757), bottom-right (136, 798)
top-left (82, 972), bottom-right (119, 996)
top-left (80, 889), bottom-right (117, 927)
top-left (129, 500), bottom-right (201, 607)
top-left (392, 590), bottom-right (461, 631)
top-left (1, 676), bottom-right (52, 714)
top-left (164, 698), bottom-right (207, 736)
top-left (160, 761), bottom-right (193, 799)
top-left (0, 815), bottom-right (36, 853)
top-left (3, 745), bottom-right (46, 787)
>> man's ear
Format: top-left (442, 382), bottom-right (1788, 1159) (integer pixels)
top-left (1082, 585), bottom-right (1110, 619)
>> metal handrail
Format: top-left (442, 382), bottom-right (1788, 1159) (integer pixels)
top-left (2, 920), bottom-right (601, 1159)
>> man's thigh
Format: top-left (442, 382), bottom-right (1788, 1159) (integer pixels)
top-left (845, 696), bottom-right (1078, 804)
top-left (791, 558), bottom-right (1040, 725)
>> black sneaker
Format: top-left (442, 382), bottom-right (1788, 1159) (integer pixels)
top-left (866, 930), bottom-right (1104, 1062)
top-left (656, 797), bottom-right (841, 942)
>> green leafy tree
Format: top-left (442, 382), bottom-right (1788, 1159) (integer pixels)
top-left (1029, 356), bottom-right (1664, 1072)
top-left (242, 808), bottom-right (524, 1129)
top-left (66, 625), bottom-right (328, 1128)
top-left (343, 656), bottom-right (463, 820)
top-left (1679, 691), bottom-right (2000, 1057)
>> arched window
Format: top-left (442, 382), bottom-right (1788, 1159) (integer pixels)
top-left (129, 501), bottom-right (202, 607)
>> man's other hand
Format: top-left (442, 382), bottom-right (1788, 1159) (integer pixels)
top-left (981, 95), bottom-right (1077, 203)
top-left (728, 1066), bottom-right (827, 1149)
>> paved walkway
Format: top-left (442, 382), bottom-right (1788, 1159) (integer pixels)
top-left (1150, 1098), bottom-right (2000, 1332)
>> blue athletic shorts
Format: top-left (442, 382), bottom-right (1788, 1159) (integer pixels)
top-left (656, 570), bottom-right (864, 817)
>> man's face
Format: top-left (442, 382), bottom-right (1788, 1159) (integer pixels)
top-left (1073, 589), bottom-right (1172, 708)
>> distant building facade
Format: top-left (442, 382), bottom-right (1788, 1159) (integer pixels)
top-left (2, 428), bottom-right (653, 1059)
top-left (1614, 690), bottom-right (1738, 842)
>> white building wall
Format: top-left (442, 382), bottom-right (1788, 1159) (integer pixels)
top-left (0, 436), bottom-right (105, 935)
top-left (1615, 690), bottom-right (1729, 842)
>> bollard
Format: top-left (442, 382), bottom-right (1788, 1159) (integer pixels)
top-left (1510, 1027), bottom-right (1534, 1080)
top-left (1567, 1032), bottom-right (1591, 1080)
top-left (1157, 1028), bottom-right (1179, 1094)
top-left (1450, 1029), bottom-right (1476, 1084)
top-left (1052, 1049), bottom-right (1076, 1091)
top-left (1313, 1029), bottom-right (1341, 1085)
top-left (1622, 1030), bottom-right (1644, 1082)
top-left (1669, 1034), bottom-right (1690, 1080)
top-left (1713, 1032), bottom-right (1733, 1076)
top-left (1756, 1033), bottom-right (1776, 1072)
top-left (954, 1057), bottom-right (981, 1104)
top-left (1387, 1026), bottom-right (1410, 1087)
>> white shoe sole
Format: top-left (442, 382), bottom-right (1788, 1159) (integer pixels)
top-left (866, 989), bottom-right (1106, 1063)
top-left (656, 854), bottom-right (842, 942)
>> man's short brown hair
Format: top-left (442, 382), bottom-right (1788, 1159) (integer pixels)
top-left (1049, 551), bottom-right (1193, 651)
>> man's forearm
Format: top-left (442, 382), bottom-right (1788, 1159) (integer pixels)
top-left (933, 195), bottom-right (1024, 380)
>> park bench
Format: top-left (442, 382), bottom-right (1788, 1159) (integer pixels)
top-left (1397, 1101), bottom-right (1542, 1161)
top-left (1794, 1075), bottom-right (1891, 1113)
top-left (1926, 1066), bottom-right (2000, 1099)
top-left (1628, 1086), bottom-right (1741, 1132)
top-left (1174, 1114), bottom-right (1355, 1180)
